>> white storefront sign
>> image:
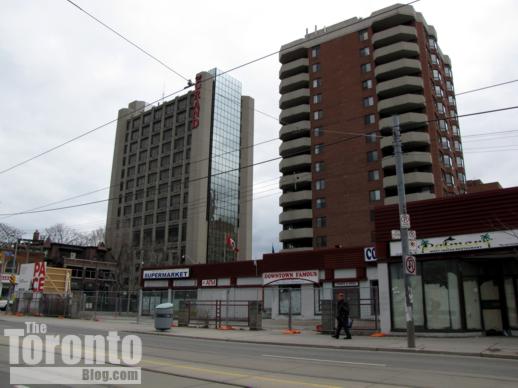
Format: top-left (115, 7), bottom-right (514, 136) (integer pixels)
top-left (201, 279), bottom-right (217, 287)
top-left (144, 280), bottom-right (168, 288)
top-left (364, 247), bottom-right (377, 262)
top-left (262, 270), bottom-right (319, 286)
top-left (16, 263), bottom-right (35, 292)
top-left (390, 229), bottom-right (518, 256)
top-left (143, 268), bottom-right (190, 280)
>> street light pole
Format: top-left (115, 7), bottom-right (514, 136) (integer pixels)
top-left (392, 114), bottom-right (416, 349)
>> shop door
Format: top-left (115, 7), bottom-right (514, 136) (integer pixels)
top-left (480, 278), bottom-right (504, 335)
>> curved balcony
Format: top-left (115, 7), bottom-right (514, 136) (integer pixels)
top-left (280, 172), bottom-right (312, 190)
top-left (372, 25), bottom-right (417, 48)
top-left (279, 137), bottom-right (311, 158)
top-left (384, 192), bottom-right (436, 205)
top-left (279, 190), bottom-right (312, 207)
top-left (279, 209), bottom-right (313, 224)
top-left (279, 154), bottom-right (311, 174)
top-left (279, 228), bottom-right (314, 241)
top-left (279, 120), bottom-right (310, 141)
top-left (371, 5), bottom-right (416, 32)
top-left (380, 131), bottom-right (430, 150)
top-left (377, 94), bottom-right (425, 115)
top-left (279, 88), bottom-right (310, 110)
top-left (383, 172), bottom-right (435, 188)
top-left (279, 58), bottom-right (309, 79)
top-left (279, 45), bottom-right (307, 65)
top-left (375, 58), bottom-right (421, 81)
top-left (376, 75), bottom-right (423, 99)
top-left (373, 41), bottom-right (419, 65)
top-left (279, 104), bottom-right (310, 125)
top-left (382, 151), bottom-right (432, 168)
top-left (279, 73), bottom-right (309, 94)
top-left (379, 112), bottom-right (427, 132)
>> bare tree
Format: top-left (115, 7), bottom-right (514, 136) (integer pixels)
top-left (83, 227), bottom-right (105, 246)
top-left (0, 223), bottom-right (23, 245)
top-left (44, 223), bottom-right (86, 245)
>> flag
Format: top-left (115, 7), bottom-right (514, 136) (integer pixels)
top-left (271, 244), bottom-right (275, 254)
top-left (225, 234), bottom-right (239, 253)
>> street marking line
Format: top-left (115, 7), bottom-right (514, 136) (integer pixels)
top-left (262, 354), bottom-right (386, 367)
top-left (254, 375), bottom-right (341, 388)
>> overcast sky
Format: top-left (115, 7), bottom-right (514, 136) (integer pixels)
top-left (1, 0), bottom-right (517, 258)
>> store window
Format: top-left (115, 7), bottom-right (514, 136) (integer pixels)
top-left (390, 263), bottom-right (425, 329)
top-left (279, 287), bottom-right (301, 315)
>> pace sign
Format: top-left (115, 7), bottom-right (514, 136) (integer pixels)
top-left (143, 268), bottom-right (190, 280)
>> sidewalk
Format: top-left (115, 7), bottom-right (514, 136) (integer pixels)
top-left (3, 314), bottom-right (518, 360)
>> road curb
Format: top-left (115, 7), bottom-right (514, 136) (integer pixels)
top-left (122, 330), bottom-right (518, 361)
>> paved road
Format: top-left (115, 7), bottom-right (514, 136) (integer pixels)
top-left (1, 319), bottom-right (518, 387)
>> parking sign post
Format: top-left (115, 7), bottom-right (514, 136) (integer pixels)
top-left (392, 114), bottom-right (416, 349)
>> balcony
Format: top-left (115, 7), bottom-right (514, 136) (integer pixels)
top-left (280, 172), bottom-right (312, 190)
top-left (279, 104), bottom-right (310, 125)
top-left (279, 228), bottom-right (314, 241)
top-left (383, 172), bottom-right (435, 188)
top-left (279, 45), bottom-right (307, 65)
top-left (382, 151), bottom-right (432, 168)
top-left (279, 154), bottom-right (311, 173)
top-left (373, 41), bottom-right (419, 65)
top-left (279, 209), bottom-right (313, 224)
top-left (384, 192), bottom-right (436, 205)
top-left (279, 190), bottom-right (312, 207)
top-left (379, 112), bottom-right (427, 132)
top-left (380, 131), bottom-right (430, 149)
top-left (376, 76), bottom-right (423, 99)
top-left (279, 137), bottom-right (311, 157)
top-left (279, 58), bottom-right (309, 79)
top-left (372, 25), bottom-right (417, 48)
top-left (375, 58), bottom-right (421, 81)
top-left (279, 73), bottom-right (309, 94)
top-left (371, 5), bottom-right (416, 32)
top-left (279, 88), bottom-right (310, 110)
top-left (279, 120), bottom-right (310, 141)
top-left (377, 94), bottom-right (425, 115)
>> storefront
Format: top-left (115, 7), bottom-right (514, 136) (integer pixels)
top-left (375, 187), bottom-right (518, 334)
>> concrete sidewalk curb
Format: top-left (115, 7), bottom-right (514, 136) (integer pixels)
top-left (122, 329), bottom-right (518, 361)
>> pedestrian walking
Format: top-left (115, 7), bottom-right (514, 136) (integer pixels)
top-left (332, 292), bottom-right (352, 339)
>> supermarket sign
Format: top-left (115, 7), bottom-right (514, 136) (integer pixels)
top-left (143, 268), bottom-right (190, 280)
top-left (262, 270), bottom-right (319, 286)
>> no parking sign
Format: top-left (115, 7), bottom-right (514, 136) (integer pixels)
top-left (404, 255), bottom-right (417, 276)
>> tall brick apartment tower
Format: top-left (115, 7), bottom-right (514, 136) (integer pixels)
top-left (278, 4), bottom-right (466, 251)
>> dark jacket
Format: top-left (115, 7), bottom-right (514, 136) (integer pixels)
top-left (336, 299), bottom-right (349, 321)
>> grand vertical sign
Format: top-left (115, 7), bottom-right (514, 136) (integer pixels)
top-left (191, 74), bottom-right (202, 129)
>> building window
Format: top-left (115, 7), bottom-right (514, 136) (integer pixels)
top-left (313, 110), bottom-right (323, 120)
top-left (458, 172), bottom-right (466, 183)
top-left (367, 150), bottom-right (378, 162)
top-left (456, 156), bottom-right (464, 167)
top-left (279, 287), bottom-right (301, 315)
top-left (444, 172), bottom-right (455, 186)
top-left (313, 127), bottom-right (323, 137)
top-left (313, 94), bottom-right (322, 104)
top-left (363, 96), bottom-right (374, 107)
top-left (438, 119), bottom-right (448, 131)
top-left (434, 85), bottom-right (444, 97)
top-left (436, 102), bottom-right (445, 114)
top-left (369, 189), bottom-right (381, 202)
top-left (454, 140), bottom-right (462, 152)
top-left (314, 144), bottom-right (324, 154)
top-left (448, 96), bottom-right (456, 107)
top-left (432, 69), bottom-right (442, 81)
top-left (446, 80), bottom-right (454, 92)
top-left (315, 236), bottom-right (327, 247)
top-left (444, 66), bottom-right (452, 77)
top-left (440, 137), bottom-right (450, 150)
top-left (312, 63), bottom-right (320, 73)
top-left (442, 154), bottom-right (453, 167)
top-left (360, 47), bottom-right (370, 56)
top-left (312, 79), bottom-right (322, 88)
top-left (366, 132), bottom-right (377, 143)
top-left (316, 198), bottom-right (326, 208)
top-left (361, 63), bottom-right (372, 73)
top-left (368, 170), bottom-right (380, 181)
top-left (316, 216), bottom-right (327, 228)
top-left (311, 46), bottom-right (320, 58)
top-left (358, 29), bottom-right (369, 41)
top-left (314, 161), bottom-right (324, 172)
top-left (362, 79), bottom-right (373, 89)
top-left (315, 179), bottom-right (325, 190)
top-left (428, 37), bottom-right (437, 50)
top-left (430, 54), bottom-right (439, 65)
top-left (364, 114), bottom-right (376, 125)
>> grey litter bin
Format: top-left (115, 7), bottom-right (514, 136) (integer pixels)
top-left (154, 302), bottom-right (174, 331)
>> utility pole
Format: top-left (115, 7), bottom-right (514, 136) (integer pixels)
top-left (392, 114), bottom-right (416, 349)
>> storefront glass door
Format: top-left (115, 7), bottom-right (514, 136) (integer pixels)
top-left (480, 278), bottom-right (503, 334)
top-left (504, 278), bottom-right (518, 328)
top-left (463, 278), bottom-right (482, 330)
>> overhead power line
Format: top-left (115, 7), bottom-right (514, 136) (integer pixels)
top-left (65, 0), bottom-right (190, 82)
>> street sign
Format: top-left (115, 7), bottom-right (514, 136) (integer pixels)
top-left (400, 214), bottom-right (411, 229)
top-left (364, 247), bottom-right (377, 262)
top-left (404, 255), bottom-right (417, 276)
top-left (9, 274), bottom-right (16, 285)
top-left (391, 229), bottom-right (416, 240)
top-left (409, 239), bottom-right (418, 254)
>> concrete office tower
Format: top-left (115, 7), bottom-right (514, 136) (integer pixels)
top-left (278, 4), bottom-right (466, 251)
top-left (106, 69), bottom-right (254, 265)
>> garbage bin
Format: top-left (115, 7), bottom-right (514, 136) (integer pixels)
top-left (154, 302), bottom-right (174, 331)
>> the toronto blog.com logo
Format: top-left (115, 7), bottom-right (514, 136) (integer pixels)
top-left (5, 322), bottom-right (142, 385)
